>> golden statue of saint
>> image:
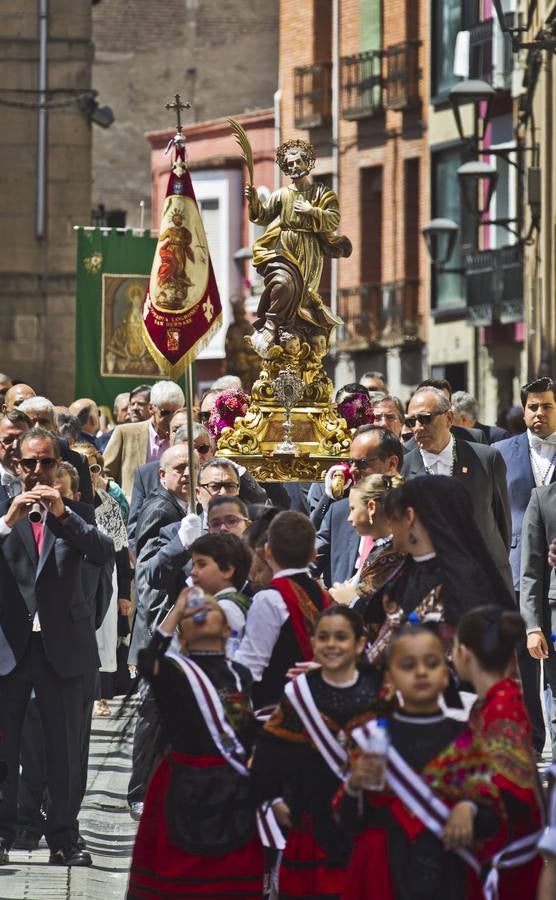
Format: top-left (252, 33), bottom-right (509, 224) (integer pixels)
top-left (244, 138), bottom-right (351, 358)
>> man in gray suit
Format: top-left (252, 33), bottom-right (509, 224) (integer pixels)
top-left (402, 387), bottom-right (513, 595)
top-left (521, 482), bottom-right (556, 759)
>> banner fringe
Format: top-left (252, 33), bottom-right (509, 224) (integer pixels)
top-left (142, 312), bottom-right (223, 381)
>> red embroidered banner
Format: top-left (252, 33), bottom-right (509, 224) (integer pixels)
top-left (142, 139), bottom-right (222, 378)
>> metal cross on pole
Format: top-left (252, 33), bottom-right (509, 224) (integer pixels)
top-left (165, 93), bottom-right (191, 134)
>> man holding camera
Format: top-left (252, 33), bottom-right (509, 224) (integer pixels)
top-left (0, 427), bottom-right (113, 867)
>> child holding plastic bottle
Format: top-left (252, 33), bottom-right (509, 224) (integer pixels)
top-left (337, 624), bottom-right (505, 900)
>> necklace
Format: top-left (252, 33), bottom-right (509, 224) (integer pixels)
top-left (393, 711), bottom-right (445, 724)
top-left (321, 670), bottom-right (360, 689)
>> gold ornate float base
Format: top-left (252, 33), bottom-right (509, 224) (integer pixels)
top-left (215, 346), bottom-right (352, 482)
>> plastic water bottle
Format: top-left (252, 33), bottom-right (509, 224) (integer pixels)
top-left (227, 629), bottom-right (241, 659)
top-left (187, 586), bottom-right (207, 624)
top-left (408, 611), bottom-right (420, 625)
top-left (362, 719), bottom-right (390, 791)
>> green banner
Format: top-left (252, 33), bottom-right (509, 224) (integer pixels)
top-left (75, 227), bottom-right (171, 409)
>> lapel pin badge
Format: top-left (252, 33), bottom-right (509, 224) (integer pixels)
top-left (461, 466), bottom-right (468, 474)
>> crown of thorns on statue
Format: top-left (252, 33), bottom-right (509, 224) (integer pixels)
top-left (276, 139), bottom-right (317, 173)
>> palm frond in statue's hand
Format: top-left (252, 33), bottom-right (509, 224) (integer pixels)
top-left (227, 117), bottom-right (254, 187)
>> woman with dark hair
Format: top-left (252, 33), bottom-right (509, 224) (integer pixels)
top-left (366, 475), bottom-right (515, 667)
top-left (453, 606), bottom-right (543, 899)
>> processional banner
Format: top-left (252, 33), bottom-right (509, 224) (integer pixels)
top-left (74, 227), bottom-right (164, 408)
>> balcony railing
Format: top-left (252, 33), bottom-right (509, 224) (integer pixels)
top-left (384, 41), bottom-right (421, 111)
top-left (463, 244), bottom-right (523, 326)
top-left (335, 279), bottom-right (421, 348)
top-left (294, 62), bottom-right (332, 129)
top-left (468, 14), bottom-right (513, 88)
top-left (340, 50), bottom-right (383, 120)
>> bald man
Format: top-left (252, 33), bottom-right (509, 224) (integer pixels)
top-left (69, 399), bottom-right (100, 448)
top-left (3, 384), bottom-right (35, 411)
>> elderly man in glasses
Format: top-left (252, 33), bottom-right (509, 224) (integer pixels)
top-left (103, 380), bottom-right (185, 501)
top-left (402, 386), bottom-right (513, 595)
top-left (0, 427), bottom-right (113, 867)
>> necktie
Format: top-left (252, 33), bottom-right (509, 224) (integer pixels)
top-left (31, 521), bottom-right (45, 554)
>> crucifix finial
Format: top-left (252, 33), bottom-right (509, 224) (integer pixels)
top-left (165, 93), bottom-right (191, 134)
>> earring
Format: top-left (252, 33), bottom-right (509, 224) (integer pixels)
top-left (368, 513), bottom-right (374, 526)
top-left (408, 531), bottom-right (418, 545)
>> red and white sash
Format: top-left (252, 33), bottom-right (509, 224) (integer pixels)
top-left (285, 673), bottom-right (349, 782)
top-left (166, 650), bottom-right (285, 849)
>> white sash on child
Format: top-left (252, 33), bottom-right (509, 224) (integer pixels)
top-left (482, 830), bottom-right (542, 900)
top-left (285, 673), bottom-right (349, 782)
top-left (165, 650), bottom-right (286, 850)
top-left (352, 722), bottom-right (482, 875)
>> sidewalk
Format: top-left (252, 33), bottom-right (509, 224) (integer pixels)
top-left (0, 698), bottom-right (138, 900)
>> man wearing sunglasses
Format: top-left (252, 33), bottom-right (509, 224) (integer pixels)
top-left (0, 427), bottom-right (113, 867)
top-left (103, 380), bottom-right (185, 500)
top-left (402, 386), bottom-right (513, 595)
top-left (313, 425), bottom-right (404, 587)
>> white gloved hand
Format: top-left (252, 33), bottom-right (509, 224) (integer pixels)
top-left (178, 513), bottom-right (203, 549)
top-left (324, 462), bottom-right (353, 500)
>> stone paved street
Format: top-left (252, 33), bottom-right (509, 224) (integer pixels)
top-left (0, 698), bottom-right (138, 900)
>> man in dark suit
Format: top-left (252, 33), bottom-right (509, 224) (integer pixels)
top-left (0, 427), bottom-right (113, 866)
top-left (521, 482), bottom-right (556, 760)
top-left (0, 409), bottom-right (30, 504)
top-left (451, 390), bottom-right (510, 445)
top-left (494, 375), bottom-right (556, 753)
top-left (313, 426), bottom-right (404, 586)
top-left (402, 387), bottom-right (513, 594)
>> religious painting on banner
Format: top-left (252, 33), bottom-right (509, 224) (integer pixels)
top-left (75, 227), bottom-right (168, 408)
top-left (142, 136), bottom-right (222, 378)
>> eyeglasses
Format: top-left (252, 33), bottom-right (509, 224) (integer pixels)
top-left (157, 408), bottom-right (175, 417)
top-left (0, 436), bottom-right (18, 449)
top-left (199, 480), bottom-right (240, 495)
top-left (208, 514), bottom-right (249, 531)
top-left (89, 463), bottom-right (102, 474)
top-left (195, 443), bottom-right (211, 455)
top-left (348, 456), bottom-right (382, 470)
top-left (19, 457), bottom-right (58, 471)
top-left (404, 411), bottom-right (445, 428)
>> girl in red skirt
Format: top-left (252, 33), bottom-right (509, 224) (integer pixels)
top-left (337, 624), bottom-right (504, 900)
top-left (250, 606), bottom-right (389, 900)
top-left (126, 590), bottom-right (264, 900)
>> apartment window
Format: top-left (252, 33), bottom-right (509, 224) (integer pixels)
top-left (432, 0), bottom-right (462, 98)
top-left (431, 145), bottom-right (474, 312)
top-left (360, 167), bottom-right (382, 284)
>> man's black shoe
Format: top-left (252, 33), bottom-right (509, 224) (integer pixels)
top-left (0, 838), bottom-right (9, 865)
top-left (49, 845), bottom-right (92, 866)
top-left (13, 829), bottom-right (40, 851)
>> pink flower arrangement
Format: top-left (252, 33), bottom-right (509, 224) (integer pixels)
top-left (208, 388), bottom-right (250, 439)
top-left (337, 392), bottom-right (374, 430)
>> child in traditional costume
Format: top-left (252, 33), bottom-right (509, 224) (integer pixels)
top-left (235, 510), bottom-right (332, 711)
top-left (126, 591), bottom-right (266, 900)
top-left (189, 532), bottom-right (252, 638)
top-left (337, 624), bottom-right (503, 900)
top-left (453, 605), bottom-right (544, 899)
top-left (251, 606), bottom-right (387, 899)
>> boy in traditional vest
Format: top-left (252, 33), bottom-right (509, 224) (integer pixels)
top-left (235, 511), bottom-right (331, 711)
top-left (189, 532), bottom-right (252, 639)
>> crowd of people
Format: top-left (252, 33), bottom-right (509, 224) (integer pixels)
top-left (0, 367), bottom-right (555, 899)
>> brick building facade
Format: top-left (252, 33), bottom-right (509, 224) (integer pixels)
top-left (278, 0), bottom-right (429, 398)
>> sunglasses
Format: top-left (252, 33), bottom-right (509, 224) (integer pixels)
top-left (195, 443), bottom-right (211, 455)
top-left (208, 514), bottom-right (249, 530)
top-left (347, 456), bottom-right (382, 470)
top-left (0, 436), bottom-right (18, 449)
top-left (157, 408), bottom-right (174, 417)
top-left (19, 457), bottom-right (58, 471)
top-left (89, 463), bottom-right (102, 474)
top-left (404, 411), bottom-right (445, 428)
top-left (199, 480), bottom-right (239, 495)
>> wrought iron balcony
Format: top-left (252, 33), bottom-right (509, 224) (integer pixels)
top-left (340, 50), bottom-right (383, 120)
top-left (335, 279), bottom-right (421, 348)
top-left (294, 62), bottom-right (332, 129)
top-left (384, 41), bottom-right (421, 111)
top-left (468, 14), bottom-right (513, 88)
top-left (463, 244), bottom-right (523, 326)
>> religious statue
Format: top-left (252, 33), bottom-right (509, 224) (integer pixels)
top-left (243, 137), bottom-right (352, 358)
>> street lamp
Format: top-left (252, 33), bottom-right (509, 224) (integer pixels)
top-left (449, 80), bottom-right (495, 143)
top-left (493, 0), bottom-right (556, 52)
top-left (457, 160), bottom-right (498, 216)
top-left (422, 219), bottom-right (459, 266)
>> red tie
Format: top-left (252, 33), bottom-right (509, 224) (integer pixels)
top-left (31, 521), bottom-right (45, 554)
top-left (357, 534), bottom-right (374, 568)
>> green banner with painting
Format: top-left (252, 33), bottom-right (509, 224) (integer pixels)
top-left (75, 227), bottom-right (172, 410)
